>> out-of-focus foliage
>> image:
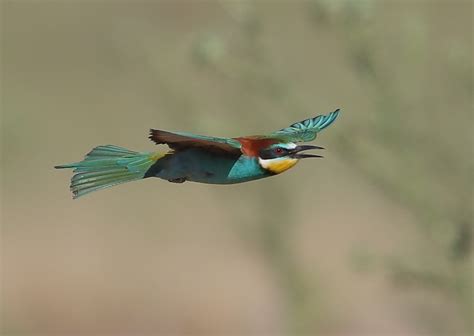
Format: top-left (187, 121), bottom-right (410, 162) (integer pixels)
top-left (312, 0), bottom-right (473, 319)
top-left (2, 1), bottom-right (472, 335)
top-left (195, 1), bottom-right (473, 329)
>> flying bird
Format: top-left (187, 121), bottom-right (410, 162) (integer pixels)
top-left (55, 109), bottom-right (340, 198)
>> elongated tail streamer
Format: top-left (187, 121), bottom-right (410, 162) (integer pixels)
top-left (55, 145), bottom-right (162, 198)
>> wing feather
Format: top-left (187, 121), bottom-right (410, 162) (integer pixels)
top-left (271, 109), bottom-right (340, 142)
top-left (149, 129), bottom-right (242, 156)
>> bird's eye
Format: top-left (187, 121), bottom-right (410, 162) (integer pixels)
top-left (275, 148), bottom-right (283, 154)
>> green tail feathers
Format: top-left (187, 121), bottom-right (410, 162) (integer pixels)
top-left (55, 145), bottom-right (162, 199)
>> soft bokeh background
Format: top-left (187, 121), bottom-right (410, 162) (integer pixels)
top-left (1, 1), bottom-right (472, 335)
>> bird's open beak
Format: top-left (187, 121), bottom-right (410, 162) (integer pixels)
top-left (290, 145), bottom-right (324, 159)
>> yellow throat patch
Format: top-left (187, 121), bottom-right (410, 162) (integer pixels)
top-left (259, 157), bottom-right (299, 174)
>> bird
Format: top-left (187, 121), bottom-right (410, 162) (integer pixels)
top-left (55, 109), bottom-right (340, 198)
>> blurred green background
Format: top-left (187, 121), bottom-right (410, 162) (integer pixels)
top-left (1, 0), bottom-right (472, 335)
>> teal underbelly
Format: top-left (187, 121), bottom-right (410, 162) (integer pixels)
top-left (148, 149), bottom-right (270, 184)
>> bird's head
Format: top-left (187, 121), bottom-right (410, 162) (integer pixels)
top-left (258, 142), bottom-right (324, 174)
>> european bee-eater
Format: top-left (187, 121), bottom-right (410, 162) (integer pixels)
top-left (55, 109), bottom-right (340, 198)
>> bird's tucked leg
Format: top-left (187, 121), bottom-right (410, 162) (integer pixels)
top-left (168, 177), bottom-right (186, 183)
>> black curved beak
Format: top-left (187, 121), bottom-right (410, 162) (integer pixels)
top-left (290, 145), bottom-right (324, 159)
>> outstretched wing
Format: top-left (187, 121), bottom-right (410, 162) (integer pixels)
top-left (271, 109), bottom-right (340, 142)
top-left (149, 129), bottom-right (242, 156)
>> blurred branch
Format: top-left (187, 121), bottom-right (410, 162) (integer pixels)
top-left (256, 182), bottom-right (320, 333)
top-left (308, 0), bottom-right (473, 324)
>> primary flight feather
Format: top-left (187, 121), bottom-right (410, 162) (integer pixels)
top-left (55, 109), bottom-right (340, 198)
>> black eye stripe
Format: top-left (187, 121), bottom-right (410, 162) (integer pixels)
top-left (259, 147), bottom-right (289, 159)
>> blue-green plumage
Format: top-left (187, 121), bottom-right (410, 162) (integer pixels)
top-left (55, 109), bottom-right (340, 198)
top-left (145, 148), bottom-right (270, 184)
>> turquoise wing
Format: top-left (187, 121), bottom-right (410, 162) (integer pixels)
top-left (271, 109), bottom-right (340, 142)
top-left (149, 129), bottom-right (242, 155)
